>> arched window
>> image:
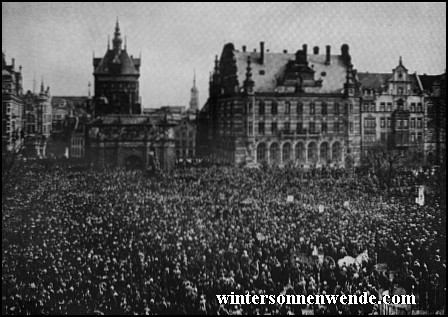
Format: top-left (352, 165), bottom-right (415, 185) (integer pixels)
top-left (270, 143), bottom-right (280, 165)
top-left (295, 142), bottom-right (305, 161)
top-left (257, 143), bottom-right (267, 162)
top-left (307, 142), bottom-right (317, 162)
top-left (282, 143), bottom-right (291, 163)
top-left (332, 142), bottom-right (342, 161)
top-left (320, 142), bottom-right (329, 162)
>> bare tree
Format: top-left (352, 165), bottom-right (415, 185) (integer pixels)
top-left (362, 140), bottom-right (425, 193)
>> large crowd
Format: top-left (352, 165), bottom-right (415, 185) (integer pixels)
top-left (2, 161), bottom-right (446, 315)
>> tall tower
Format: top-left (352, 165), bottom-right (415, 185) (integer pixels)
top-left (93, 19), bottom-right (141, 117)
top-left (189, 71), bottom-right (199, 112)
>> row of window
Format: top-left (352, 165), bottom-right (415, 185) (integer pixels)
top-left (256, 142), bottom-right (343, 163)
top-left (256, 121), bottom-right (354, 135)
top-left (365, 117), bottom-right (424, 129)
top-left (219, 101), bottom-right (357, 116)
top-left (363, 102), bottom-right (423, 113)
top-left (364, 132), bottom-right (423, 143)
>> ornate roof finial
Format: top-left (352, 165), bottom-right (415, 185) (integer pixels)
top-left (40, 77), bottom-right (45, 93)
top-left (399, 56), bottom-right (403, 66)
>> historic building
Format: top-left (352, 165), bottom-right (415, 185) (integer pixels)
top-left (93, 20), bottom-right (141, 117)
top-left (22, 83), bottom-right (52, 157)
top-left (87, 21), bottom-right (175, 171)
top-left (49, 96), bottom-right (91, 158)
top-left (419, 72), bottom-right (446, 164)
top-left (174, 117), bottom-right (196, 160)
top-left (358, 58), bottom-right (426, 158)
top-left (2, 52), bottom-right (24, 152)
top-left (198, 42), bottom-right (362, 168)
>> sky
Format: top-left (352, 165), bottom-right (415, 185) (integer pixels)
top-left (2, 2), bottom-right (446, 109)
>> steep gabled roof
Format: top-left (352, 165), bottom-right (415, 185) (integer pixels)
top-left (357, 73), bottom-right (391, 92)
top-left (234, 51), bottom-right (349, 94)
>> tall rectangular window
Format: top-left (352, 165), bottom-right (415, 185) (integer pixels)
top-left (296, 122), bottom-right (303, 134)
top-left (334, 103), bottom-right (340, 115)
top-left (417, 132), bottom-right (423, 142)
top-left (387, 103), bottom-right (392, 112)
top-left (297, 102), bottom-right (303, 115)
top-left (284, 121), bottom-right (290, 132)
top-left (322, 122), bottom-right (328, 133)
top-left (417, 118), bottom-right (422, 128)
top-left (259, 101), bottom-right (265, 115)
top-left (271, 102), bottom-right (278, 115)
top-left (258, 122), bottom-right (265, 135)
top-left (350, 122), bottom-right (354, 133)
top-left (334, 122), bottom-right (339, 133)
top-left (380, 103), bottom-right (386, 112)
top-left (380, 117), bottom-right (386, 128)
top-left (285, 102), bottom-right (291, 115)
top-left (309, 122), bottom-right (316, 134)
top-left (322, 102), bottom-right (327, 115)
top-left (387, 118), bottom-right (392, 128)
top-left (310, 102), bottom-right (315, 115)
top-left (271, 122), bottom-right (278, 134)
top-left (417, 103), bottom-right (423, 112)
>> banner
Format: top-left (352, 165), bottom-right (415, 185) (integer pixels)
top-left (415, 185), bottom-right (424, 206)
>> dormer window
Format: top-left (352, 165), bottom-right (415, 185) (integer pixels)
top-left (398, 72), bottom-right (403, 79)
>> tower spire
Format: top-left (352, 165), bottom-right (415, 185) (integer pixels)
top-left (112, 18), bottom-right (123, 51)
top-left (189, 70), bottom-right (199, 111)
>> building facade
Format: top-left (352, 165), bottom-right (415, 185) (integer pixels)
top-left (2, 52), bottom-right (24, 152)
top-left (174, 117), bottom-right (196, 160)
top-left (22, 84), bottom-right (52, 157)
top-left (419, 73), bottom-right (446, 164)
top-left (358, 58), bottom-right (426, 158)
top-left (93, 20), bottom-right (141, 117)
top-left (87, 21), bottom-right (175, 171)
top-left (198, 42), bottom-right (362, 168)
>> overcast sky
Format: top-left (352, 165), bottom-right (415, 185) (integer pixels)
top-left (2, 2), bottom-right (446, 109)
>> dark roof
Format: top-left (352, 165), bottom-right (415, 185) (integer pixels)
top-left (419, 74), bottom-right (445, 91)
top-left (234, 51), bottom-right (349, 94)
top-left (357, 73), bottom-right (391, 91)
top-left (94, 49), bottom-right (140, 76)
top-left (358, 72), bottom-right (421, 93)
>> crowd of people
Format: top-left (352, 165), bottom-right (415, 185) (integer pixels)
top-left (2, 161), bottom-right (446, 315)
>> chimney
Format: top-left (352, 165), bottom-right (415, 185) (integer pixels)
top-left (302, 44), bottom-right (308, 56)
top-left (260, 41), bottom-right (265, 65)
top-left (325, 45), bottom-right (331, 65)
top-left (283, 50), bottom-right (288, 54)
top-left (11, 58), bottom-right (15, 69)
top-left (313, 46), bottom-right (319, 55)
top-left (242, 45), bottom-right (246, 53)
